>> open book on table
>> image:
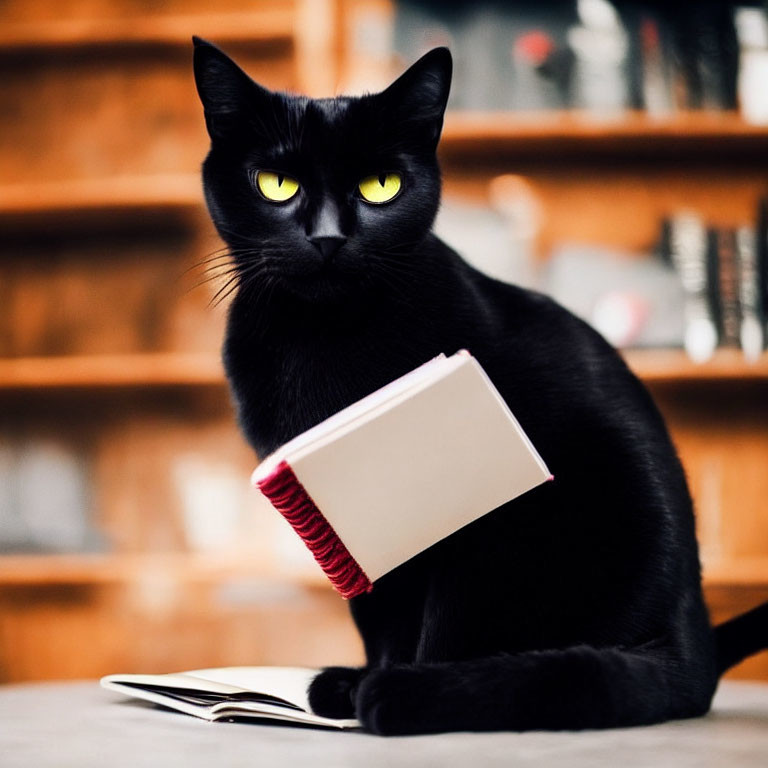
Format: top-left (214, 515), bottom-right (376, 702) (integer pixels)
top-left (101, 667), bottom-right (359, 729)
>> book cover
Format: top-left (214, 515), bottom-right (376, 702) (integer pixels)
top-left (252, 351), bottom-right (551, 599)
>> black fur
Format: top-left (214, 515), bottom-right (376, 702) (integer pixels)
top-left (193, 38), bottom-right (768, 735)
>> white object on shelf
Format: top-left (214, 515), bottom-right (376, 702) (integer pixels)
top-left (567, 0), bottom-right (630, 117)
top-left (669, 212), bottom-right (718, 364)
top-left (173, 456), bottom-right (250, 553)
top-left (15, 439), bottom-right (93, 552)
top-left (735, 7), bottom-right (768, 125)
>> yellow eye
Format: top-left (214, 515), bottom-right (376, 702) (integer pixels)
top-left (358, 173), bottom-right (402, 204)
top-left (256, 171), bottom-right (299, 202)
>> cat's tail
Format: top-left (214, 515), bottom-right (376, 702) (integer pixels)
top-left (714, 600), bottom-right (768, 675)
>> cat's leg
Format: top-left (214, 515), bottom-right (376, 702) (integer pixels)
top-left (353, 644), bottom-right (717, 735)
top-left (308, 585), bottom-right (424, 718)
top-left (309, 562), bottom-right (432, 718)
top-left (308, 666), bottom-right (367, 718)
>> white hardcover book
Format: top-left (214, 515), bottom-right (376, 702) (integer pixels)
top-left (253, 350), bottom-right (552, 598)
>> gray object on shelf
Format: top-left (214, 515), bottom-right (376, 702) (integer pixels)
top-left (0, 438), bottom-right (98, 553)
top-left (543, 243), bottom-right (685, 349)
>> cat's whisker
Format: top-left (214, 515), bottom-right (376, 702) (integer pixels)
top-left (197, 264), bottom-right (237, 279)
top-left (187, 266), bottom-right (245, 293)
top-left (193, 248), bottom-right (230, 263)
top-left (183, 247), bottom-right (279, 285)
top-left (209, 274), bottom-right (246, 307)
top-left (181, 254), bottom-right (232, 276)
top-left (182, 249), bottom-right (262, 276)
top-left (206, 260), bottom-right (272, 307)
top-left (183, 257), bottom-right (259, 288)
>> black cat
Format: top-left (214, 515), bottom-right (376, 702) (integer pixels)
top-left (192, 38), bottom-right (768, 735)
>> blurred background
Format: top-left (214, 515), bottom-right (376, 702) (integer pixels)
top-left (1, 0), bottom-right (767, 684)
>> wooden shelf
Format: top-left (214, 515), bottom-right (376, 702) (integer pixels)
top-left (0, 10), bottom-right (295, 52)
top-left (703, 558), bottom-right (768, 588)
top-left (0, 552), bottom-right (328, 589)
top-left (0, 353), bottom-right (225, 391)
top-left (440, 110), bottom-right (768, 157)
top-left (623, 348), bottom-right (768, 384)
top-left (1, 551), bottom-right (765, 590)
top-left (2, 114), bottom-right (765, 226)
top-left (2, 349), bottom-right (767, 393)
top-left (0, 175), bottom-right (204, 228)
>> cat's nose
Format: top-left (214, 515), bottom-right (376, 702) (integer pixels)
top-left (308, 235), bottom-right (347, 262)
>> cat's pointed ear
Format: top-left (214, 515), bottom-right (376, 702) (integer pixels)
top-left (192, 36), bottom-right (271, 140)
top-left (379, 47), bottom-right (452, 148)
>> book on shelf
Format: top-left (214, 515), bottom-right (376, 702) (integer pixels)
top-left (668, 210), bottom-right (768, 363)
top-left (390, 1), bottom-right (750, 117)
top-left (626, 10), bottom-right (677, 116)
top-left (252, 351), bottom-right (552, 599)
top-left (394, 0), bottom-right (578, 111)
top-left (758, 196), bottom-right (768, 347)
top-left (101, 667), bottom-right (358, 729)
top-left (669, 212), bottom-right (718, 363)
top-left (704, 227), bottom-right (723, 353)
top-left (716, 227), bottom-right (741, 349)
top-left (736, 225), bottom-right (766, 361)
top-left (687, 3), bottom-right (738, 110)
top-left (0, 436), bottom-right (99, 554)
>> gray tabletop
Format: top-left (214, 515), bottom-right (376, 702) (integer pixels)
top-left (2, 679), bottom-right (768, 767)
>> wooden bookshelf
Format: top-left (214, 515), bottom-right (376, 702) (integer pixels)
top-left (705, 558), bottom-right (768, 588)
top-left (441, 111), bottom-right (768, 158)
top-left (0, 551), bottom-right (362, 684)
top-left (0, 175), bottom-right (203, 228)
top-left (0, 2), bottom-right (339, 684)
top-left (0, 354), bottom-right (225, 391)
top-left (2, 0), bottom-right (767, 685)
top-left (440, 115), bottom-right (768, 254)
top-left (0, 10), bottom-right (295, 52)
top-left (1, 551), bottom-right (764, 589)
top-left (0, 553), bottom-right (327, 588)
top-left (2, 349), bottom-right (767, 393)
top-left (2, 115), bottom-right (766, 225)
top-left (623, 349), bottom-right (768, 384)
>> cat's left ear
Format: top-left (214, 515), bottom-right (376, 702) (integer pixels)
top-left (378, 47), bottom-right (452, 149)
top-left (192, 36), bottom-right (272, 140)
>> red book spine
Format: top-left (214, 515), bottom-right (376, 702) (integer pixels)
top-left (255, 460), bottom-right (373, 599)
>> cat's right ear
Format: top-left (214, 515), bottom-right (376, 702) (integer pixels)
top-left (192, 36), bottom-right (271, 140)
top-left (378, 47), bottom-right (452, 149)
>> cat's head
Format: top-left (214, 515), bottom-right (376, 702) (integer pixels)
top-left (193, 37), bottom-right (451, 303)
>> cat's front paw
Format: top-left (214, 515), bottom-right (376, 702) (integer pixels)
top-left (308, 666), bottom-right (364, 719)
top-left (355, 666), bottom-right (435, 736)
